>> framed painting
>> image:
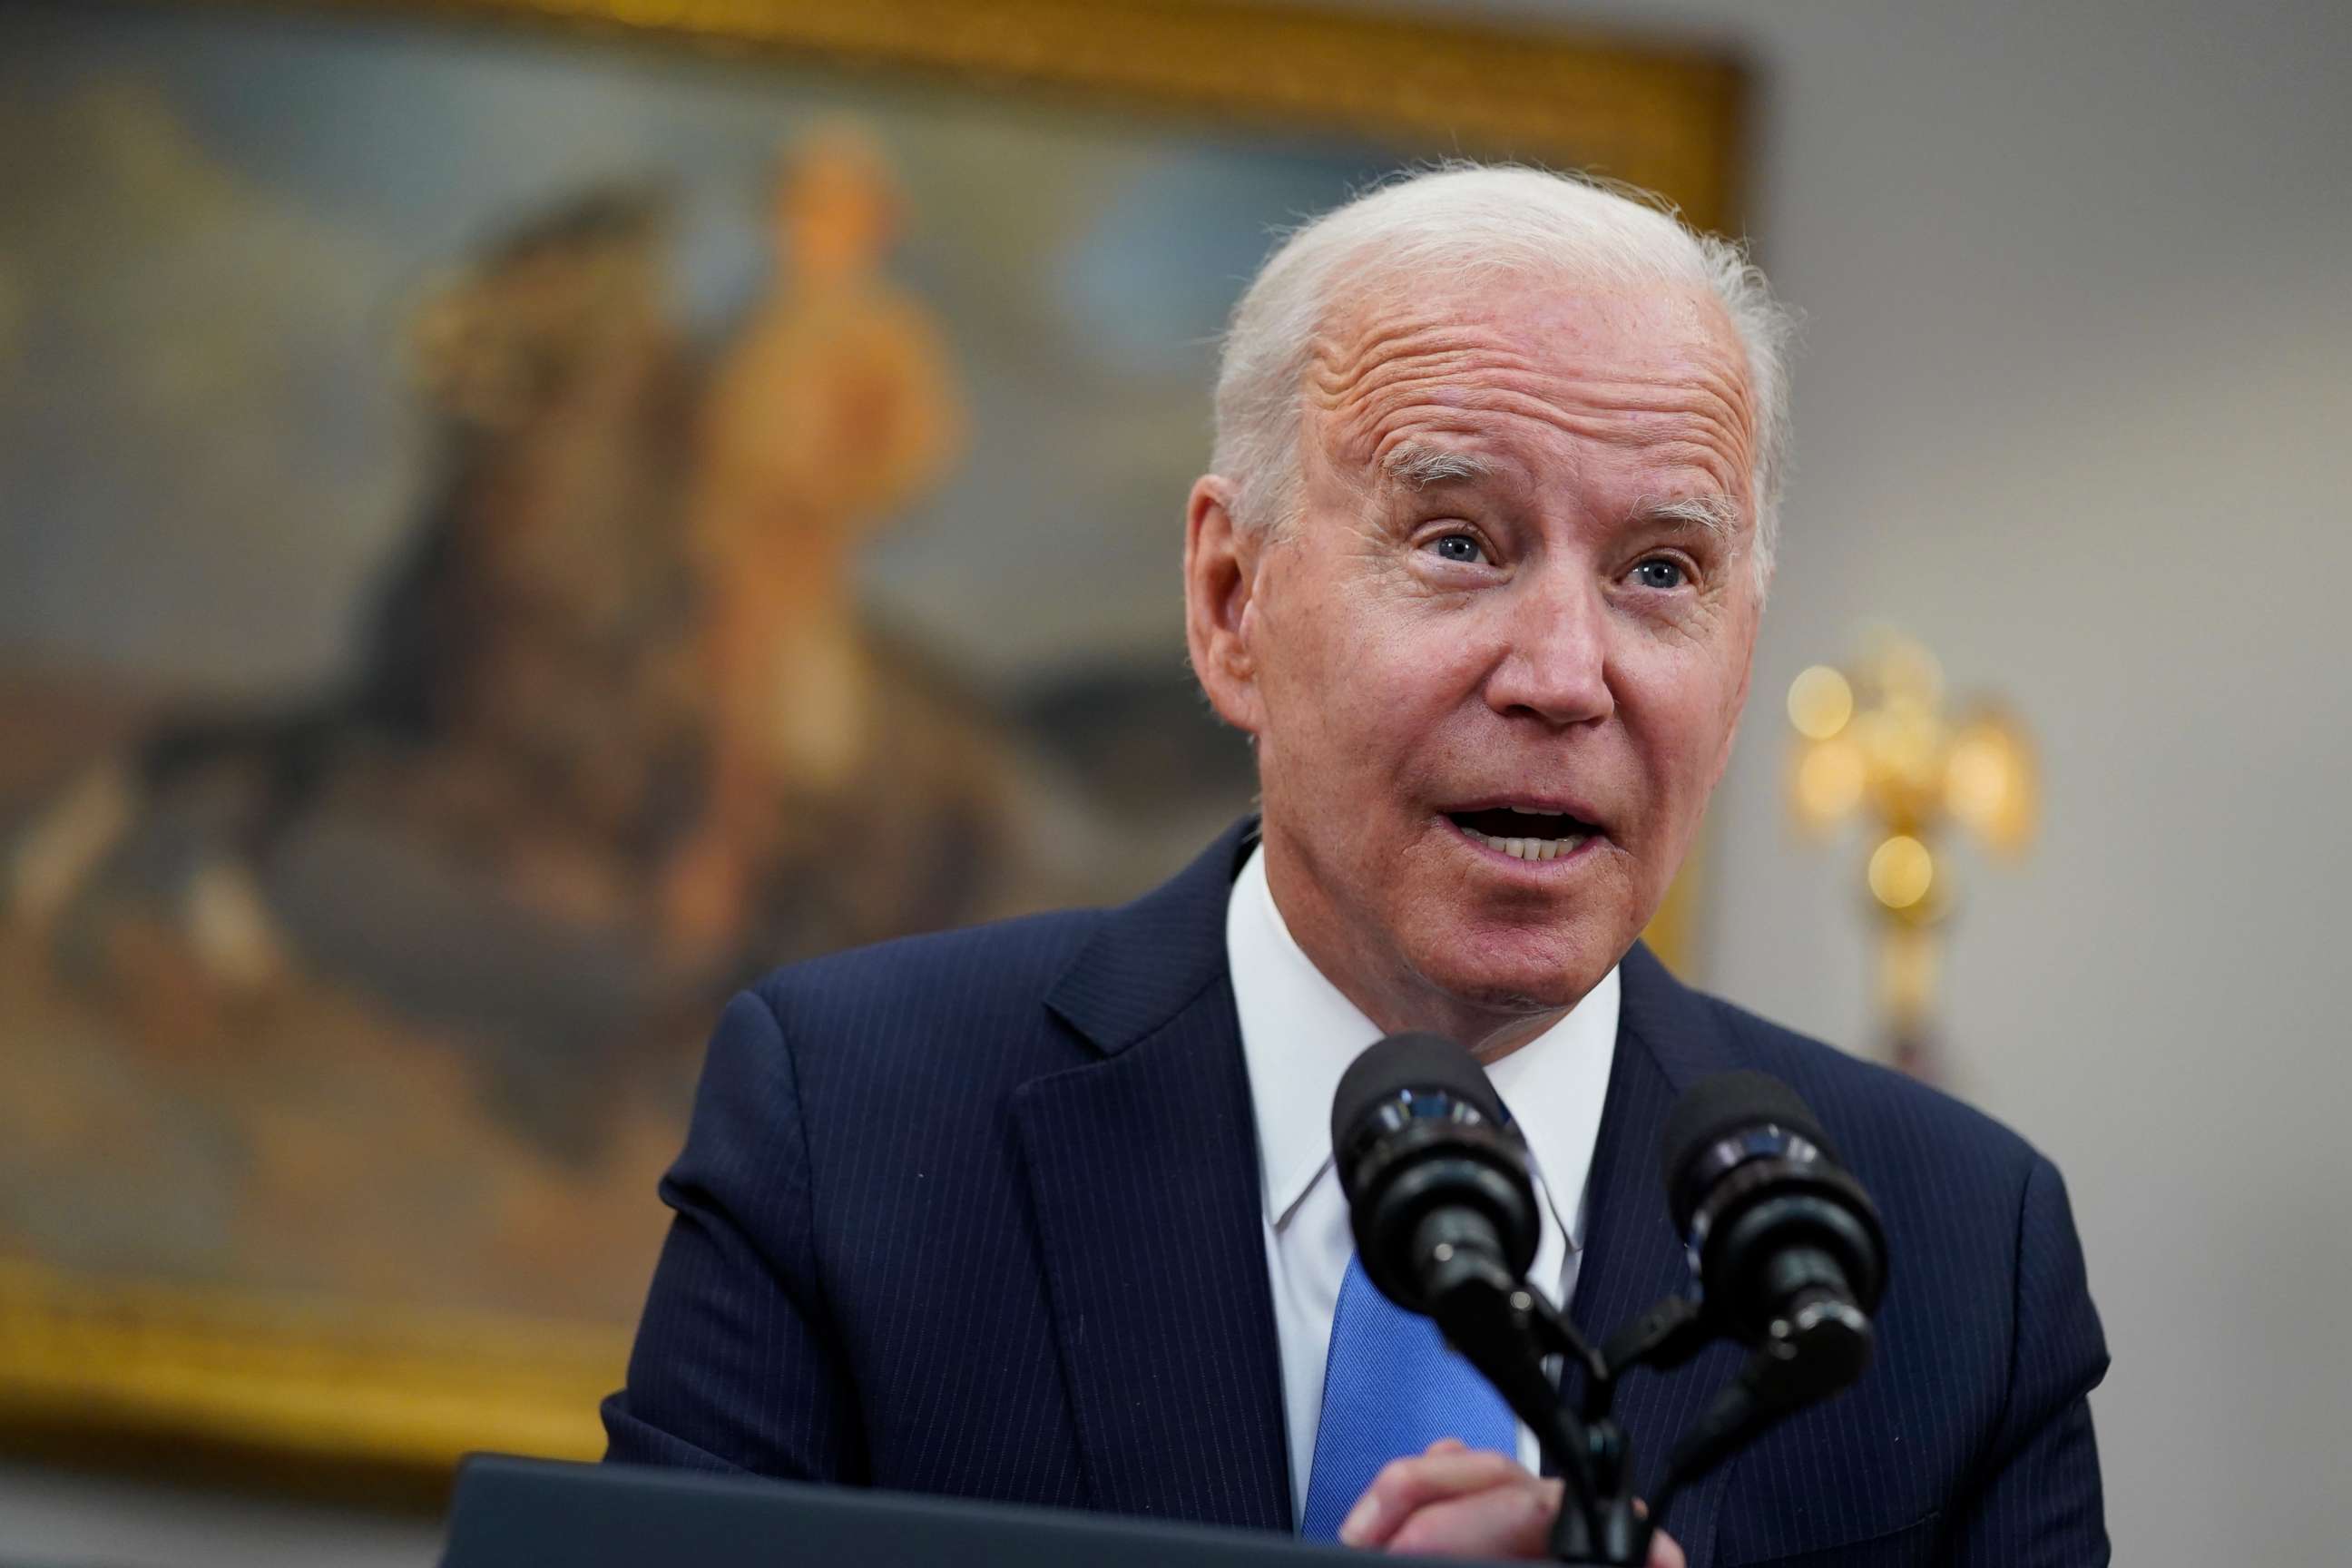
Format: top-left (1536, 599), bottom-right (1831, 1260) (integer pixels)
top-left (0, 0), bottom-right (1744, 1497)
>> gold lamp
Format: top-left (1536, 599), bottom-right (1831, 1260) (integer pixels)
top-left (1786, 630), bottom-right (2037, 1078)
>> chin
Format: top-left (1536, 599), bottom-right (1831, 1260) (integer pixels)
top-left (1412, 926), bottom-right (1620, 1019)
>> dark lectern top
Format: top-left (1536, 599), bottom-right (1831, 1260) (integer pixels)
top-left (441, 1455), bottom-right (1495, 1568)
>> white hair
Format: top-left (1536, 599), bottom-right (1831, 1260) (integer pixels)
top-left (1211, 164), bottom-right (1796, 594)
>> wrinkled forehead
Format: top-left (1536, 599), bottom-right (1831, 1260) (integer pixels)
top-left (1303, 269), bottom-right (1758, 497)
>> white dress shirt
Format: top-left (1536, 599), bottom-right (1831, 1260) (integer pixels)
top-left (1226, 841), bottom-right (1621, 1525)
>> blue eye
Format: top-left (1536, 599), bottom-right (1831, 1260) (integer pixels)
top-left (1631, 557), bottom-right (1688, 590)
top-left (1428, 534), bottom-right (1486, 564)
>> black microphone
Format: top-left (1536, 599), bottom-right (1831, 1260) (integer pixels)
top-left (1660, 1072), bottom-right (1886, 1394)
top-left (1330, 1032), bottom-right (1540, 1318)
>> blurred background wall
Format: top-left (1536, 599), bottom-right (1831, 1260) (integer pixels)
top-left (3, 0), bottom-right (2345, 1563)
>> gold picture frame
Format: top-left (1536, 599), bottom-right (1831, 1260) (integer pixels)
top-left (2, 0), bottom-right (1742, 1501)
top-left (277, 0), bottom-right (1747, 232)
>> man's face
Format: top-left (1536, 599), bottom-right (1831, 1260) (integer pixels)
top-left (1198, 274), bottom-right (1764, 1043)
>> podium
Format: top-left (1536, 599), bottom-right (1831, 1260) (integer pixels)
top-left (440, 1455), bottom-right (1492, 1567)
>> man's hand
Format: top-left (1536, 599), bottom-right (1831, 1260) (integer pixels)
top-left (1338, 1439), bottom-right (1685, 1564)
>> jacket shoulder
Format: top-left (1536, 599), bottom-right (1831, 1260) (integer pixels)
top-left (737, 906), bottom-right (1107, 1087)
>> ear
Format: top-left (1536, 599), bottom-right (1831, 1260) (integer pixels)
top-left (1183, 475), bottom-right (1269, 738)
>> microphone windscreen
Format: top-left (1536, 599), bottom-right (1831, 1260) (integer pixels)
top-left (1329, 1031), bottom-right (1505, 1157)
top-left (1660, 1071), bottom-right (1837, 1221)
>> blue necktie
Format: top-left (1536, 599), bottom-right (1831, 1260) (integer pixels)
top-left (1298, 1251), bottom-right (1519, 1540)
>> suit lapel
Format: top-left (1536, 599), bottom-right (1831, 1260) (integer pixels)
top-left (1012, 822), bottom-right (1291, 1531)
top-left (1570, 944), bottom-right (1746, 1568)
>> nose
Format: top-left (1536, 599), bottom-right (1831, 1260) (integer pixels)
top-left (1482, 564), bottom-right (1614, 728)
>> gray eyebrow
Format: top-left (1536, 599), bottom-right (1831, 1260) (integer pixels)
top-left (1636, 494), bottom-right (1745, 538)
top-left (1375, 453), bottom-right (1744, 539)
top-left (1381, 441), bottom-right (1495, 488)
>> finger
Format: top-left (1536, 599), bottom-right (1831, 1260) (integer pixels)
top-left (1341, 1449), bottom-right (1526, 1546)
top-left (1338, 1448), bottom-right (1532, 1547)
top-left (1628, 1495), bottom-right (1685, 1568)
top-left (1385, 1478), bottom-right (1566, 1560)
top-left (1425, 1437), bottom-right (1469, 1455)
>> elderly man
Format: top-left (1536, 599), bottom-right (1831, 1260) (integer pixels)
top-left (603, 167), bottom-right (2109, 1566)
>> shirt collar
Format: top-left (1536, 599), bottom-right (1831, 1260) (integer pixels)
top-left (1225, 841), bottom-right (1621, 1247)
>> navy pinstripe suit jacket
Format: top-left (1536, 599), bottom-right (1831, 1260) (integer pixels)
top-left (603, 820), bottom-right (2109, 1566)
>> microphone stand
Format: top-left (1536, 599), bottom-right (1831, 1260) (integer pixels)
top-left (1342, 1047), bottom-right (1881, 1563)
top-left (1426, 1269), bottom-right (1849, 1565)
top-left (1421, 1256), bottom-right (1682, 1564)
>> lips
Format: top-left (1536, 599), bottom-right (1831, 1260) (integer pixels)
top-left (1448, 804), bottom-right (1600, 838)
top-left (1442, 803), bottom-right (1606, 863)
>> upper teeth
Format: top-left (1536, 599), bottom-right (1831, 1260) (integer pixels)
top-left (1462, 824), bottom-right (1588, 861)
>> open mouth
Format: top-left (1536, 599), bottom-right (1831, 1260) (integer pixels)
top-left (1444, 806), bottom-right (1603, 863)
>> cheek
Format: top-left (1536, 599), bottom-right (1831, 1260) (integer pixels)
top-left (1269, 638), bottom-right (1398, 795)
top-left (1328, 621), bottom-right (1493, 789)
top-left (1615, 635), bottom-right (1751, 808)
top-left (1263, 574), bottom-right (1447, 755)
